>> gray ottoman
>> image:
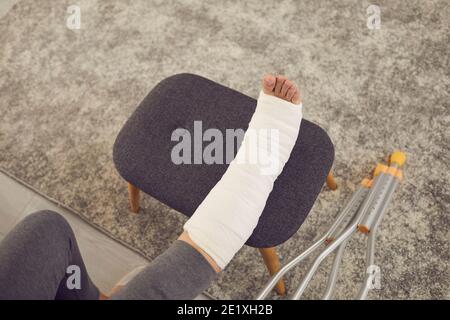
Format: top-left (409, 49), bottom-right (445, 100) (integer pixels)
top-left (113, 73), bottom-right (336, 295)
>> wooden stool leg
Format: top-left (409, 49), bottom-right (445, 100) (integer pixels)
top-left (128, 183), bottom-right (140, 213)
top-left (258, 247), bottom-right (286, 296)
top-left (326, 170), bottom-right (337, 190)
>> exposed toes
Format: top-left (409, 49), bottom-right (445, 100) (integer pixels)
top-left (281, 80), bottom-right (293, 98)
top-left (274, 76), bottom-right (286, 95)
top-left (262, 74), bottom-right (276, 94)
top-left (262, 74), bottom-right (301, 104)
top-left (291, 90), bottom-right (301, 104)
top-left (286, 85), bottom-right (297, 101)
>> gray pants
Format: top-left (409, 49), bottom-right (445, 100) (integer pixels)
top-left (0, 211), bottom-right (216, 299)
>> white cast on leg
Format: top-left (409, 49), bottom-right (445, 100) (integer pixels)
top-left (184, 91), bottom-right (303, 269)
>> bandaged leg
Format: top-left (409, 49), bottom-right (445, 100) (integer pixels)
top-left (184, 89), bottom-right (303, 269)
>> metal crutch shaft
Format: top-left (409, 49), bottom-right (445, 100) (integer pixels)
top-left (323, 239), bottom-right (349, 300)
top-left (323, 181), bottom-right (374, 299)
top-left (256, 234), bottom-right (325, 300)
top-left (324, 173), bottom-right (392, 299)
top-left (292, 171), bottom-right (390, 300)
top-left (357, 166), bottom-right (402, 299)
top-left (326, 184), bottom-right (370, 243)
top-left (257, 151), bottom-right (406, 300)
top-left (324, 184), bottom-right (372, 299)
top-left (256, 179), bottom-right (370, 300)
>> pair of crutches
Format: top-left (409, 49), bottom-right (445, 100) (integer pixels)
top-left (257, 151), bottom-right (406, 300)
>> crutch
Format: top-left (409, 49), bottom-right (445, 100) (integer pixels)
top-left (356, 151), bottom-right (405, 299)
top-left (256, 151), bottom-right (406, 300)
top-left (255, 177), bottom-right (371, 300)
top-left (323, 152), bottom-right (405, 299)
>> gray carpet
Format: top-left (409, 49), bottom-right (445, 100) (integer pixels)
top-left (0, 0), bottom-right (448, 299)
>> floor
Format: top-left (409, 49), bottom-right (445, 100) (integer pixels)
top-left (0, 171), bottom-right (143, 294)
top-left (0, 0), bottom-right (145, 296)
top-left (0, 0), bottom-right (208, 300)
top-left (0, 171), bottom-right (210, 299)
top-left (0, 0), bottom-right (16, 18)
top-left (2, 0), bottom-right (447, 300)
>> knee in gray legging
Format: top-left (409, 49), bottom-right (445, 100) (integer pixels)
top-left (16, 210), bottom-right (75, 248)
top-left (0, 210), bottom-right (99, 300)
top-left (21, 210), bottom-right (72, 232)
top-left (22, 210), bottom-right (69, 227)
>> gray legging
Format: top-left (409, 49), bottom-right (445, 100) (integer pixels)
top-left (0, 210), bottom-right (216, 299)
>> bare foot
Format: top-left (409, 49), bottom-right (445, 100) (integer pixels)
top-left (262, 74), bottom-right (301, 105)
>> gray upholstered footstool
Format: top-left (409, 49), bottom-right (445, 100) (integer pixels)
top-left (113, 73), bottom-right (336, 295)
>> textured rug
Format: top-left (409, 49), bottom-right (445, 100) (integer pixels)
top-left (0, 0), bottom-right (448, 299)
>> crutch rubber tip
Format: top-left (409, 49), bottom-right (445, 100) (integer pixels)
top-left (389, 151), bottom-right (406, 167)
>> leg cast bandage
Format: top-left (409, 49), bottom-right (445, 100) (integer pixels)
top-left (184, 91), bottom-right (303, 269)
